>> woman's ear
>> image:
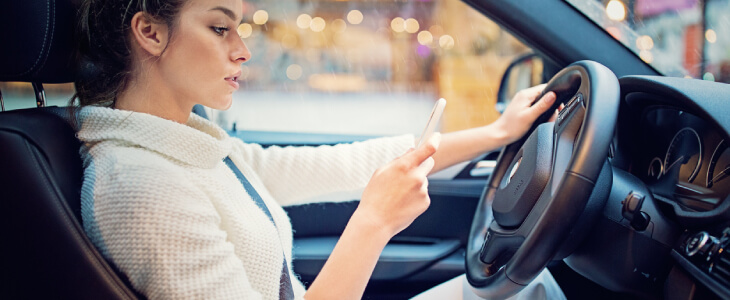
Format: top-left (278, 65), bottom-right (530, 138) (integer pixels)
top-left (129, 12), bottom-right (169, 57)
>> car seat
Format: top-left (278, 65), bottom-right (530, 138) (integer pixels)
top-left (0, 0), bottom-right (142, 298)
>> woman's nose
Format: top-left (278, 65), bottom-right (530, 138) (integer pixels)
top-left (232, 37), bottom-right (252, 63)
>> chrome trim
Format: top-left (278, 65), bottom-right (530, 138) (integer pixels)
top-left (32, 82), bottom-right (46, 108)
top-left (648, 156), bottom-right (664, 179)
top-left (507, 157), bottom-right (522, 184)
top-left (707, 139), bottom-right (727, 188)
top-left (663, 127), bottom-right (702, 183)
top-left (686, 232), bottom-right (709, 257)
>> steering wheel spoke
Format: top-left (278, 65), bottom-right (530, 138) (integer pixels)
top-left (549, 96), bottom-right (586, 195)
top-left (480, 221), bottom-right (525, 266)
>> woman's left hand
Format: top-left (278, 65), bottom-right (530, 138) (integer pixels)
top-left (493, 84), bottom-right (557, 144)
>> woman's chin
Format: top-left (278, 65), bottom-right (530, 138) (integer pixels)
top-left (207, 96), bottom-right (233, 111)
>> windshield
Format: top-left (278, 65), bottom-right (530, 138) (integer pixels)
top-left (567, 0), bottom-right (730, 83)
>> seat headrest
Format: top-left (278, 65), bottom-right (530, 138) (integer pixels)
top-left (0, 0), bottom-right (80, 83)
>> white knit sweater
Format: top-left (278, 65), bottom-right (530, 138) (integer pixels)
top-left (77, 107), bottom-right (414, 299)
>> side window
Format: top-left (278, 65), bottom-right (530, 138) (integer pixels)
top-left (0, 0), bottom-right (544, 137)
top-left (219, 0), bottom-right (542, 137)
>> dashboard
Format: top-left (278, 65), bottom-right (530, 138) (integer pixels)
top-left (564, 76), bottom-right (730, 299)
top-left (632, 107), bottom-right (730, 212)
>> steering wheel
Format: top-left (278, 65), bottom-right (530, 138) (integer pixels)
top-left (465, 61), bottom-right (620, 299)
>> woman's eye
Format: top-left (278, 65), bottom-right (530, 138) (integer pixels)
top-left (211, 26), bottom-right (230, 36)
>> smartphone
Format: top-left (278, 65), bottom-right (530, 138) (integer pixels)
top-left (417, 98), bottom-right (446, 148)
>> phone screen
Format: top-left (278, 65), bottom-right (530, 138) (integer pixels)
top-left (417, 98), bottom-right (446, 148)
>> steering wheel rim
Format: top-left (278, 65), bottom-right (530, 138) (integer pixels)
top-left (465, 61), bottom-right (620, 299)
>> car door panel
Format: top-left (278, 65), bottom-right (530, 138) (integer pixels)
top-left (284, 188), bottom-right (482, 284)
top-left (293, 237), bottom-right (460, 281)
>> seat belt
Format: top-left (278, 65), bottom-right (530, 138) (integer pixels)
top-left (224, 157), bottom-right (295, 300)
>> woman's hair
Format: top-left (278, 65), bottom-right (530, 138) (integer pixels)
top-left (74, 0), bottom-right (186, 107)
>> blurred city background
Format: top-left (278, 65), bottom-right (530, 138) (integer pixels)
top-left (2, 0), bottom-right (729, 137)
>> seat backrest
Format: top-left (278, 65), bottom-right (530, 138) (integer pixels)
top-left (0, 1), bottom-right (141, 298)
top-left (0, 107), bottom-right (141, 299)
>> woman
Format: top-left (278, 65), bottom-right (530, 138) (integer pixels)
top-left (75, 0), bottom-right (561, 299)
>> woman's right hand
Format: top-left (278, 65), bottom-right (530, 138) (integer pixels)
top-left (355, 133), bottom-right (441, 238)
top-left (306, 134), bottom-right (441, 299)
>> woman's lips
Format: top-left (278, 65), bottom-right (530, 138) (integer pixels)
top-left (226, 77), bottom-right (239, 89)
top-left (225, 71), bottom-right (242, 90)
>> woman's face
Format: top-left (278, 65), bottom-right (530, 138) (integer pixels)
top-left (157, 0), bottom-right (250, 110)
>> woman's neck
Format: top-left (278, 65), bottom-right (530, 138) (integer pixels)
top-left (115, 69), bottom-right (193, 124)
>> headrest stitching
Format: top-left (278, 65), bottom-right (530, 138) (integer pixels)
top-left (33, 0), bottom-right (57, 78)
top-left (10, 0), bottom-right (52, 77)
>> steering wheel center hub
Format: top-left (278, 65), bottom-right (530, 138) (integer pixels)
top-left (493, 123), bottom-right (555, 228)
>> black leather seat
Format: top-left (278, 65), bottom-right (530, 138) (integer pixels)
top-left (0, 0), bottom-right (141, 298)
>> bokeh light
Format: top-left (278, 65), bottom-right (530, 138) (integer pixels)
top-left (605, 26), bottom-right (621, 40)
top-left (706, 29), bottom-right (717, 43)
top-left (297, 14), bottom-right (312, 29)
top-left (639, 50), bottom-right (653, 63)
top-left (310, 17), bottom-right (326, 32)
top-left (429, 25), bottom-right (444, 37)
top-left (636, 35), bottom-right (654, 50)
top-left (332, 19), bottom-right (347, 33)
top-left (439, 34), bottom-right (455, 49)
top-left (391, 17), bottom-right (405, 33)
top-left (287, 64), bottom-right (303, 80)
top-left (405, 18), bottom-right (420, 33)
top-left (347, 10), bottom-right (363, 25)
top-left (606, 0), bottom-right (626, 21)
top-left (417, 31), bottom-right (433, 45)
top-left (253, 10), bottom-right (269, 25)
top-left (237, 23), bottom-right (253, 38)
top-left (703, 72), bottom-right (716, 81)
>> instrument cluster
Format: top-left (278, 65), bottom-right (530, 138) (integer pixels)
top-left (635, 108), bottom-right (730, 212)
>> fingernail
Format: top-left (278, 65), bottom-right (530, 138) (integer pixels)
top-left (546, 92), bottom-right (556, 102)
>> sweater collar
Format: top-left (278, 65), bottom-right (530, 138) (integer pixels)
top-left (78, 106), bottom-right (232, 168)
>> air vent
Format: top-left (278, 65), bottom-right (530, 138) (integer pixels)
top-left (710, 251), bottom-right (730, 286)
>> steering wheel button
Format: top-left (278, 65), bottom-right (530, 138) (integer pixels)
top-left (556, 94), bottom-right (584, 127)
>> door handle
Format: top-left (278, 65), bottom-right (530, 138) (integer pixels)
top-left (470, 160), bottom-right (496, 177)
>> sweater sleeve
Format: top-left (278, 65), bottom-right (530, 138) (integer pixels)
top-left (230, 135), bottom-right (414, 206)
top-left (81, 159), bottom-right (263, 300)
